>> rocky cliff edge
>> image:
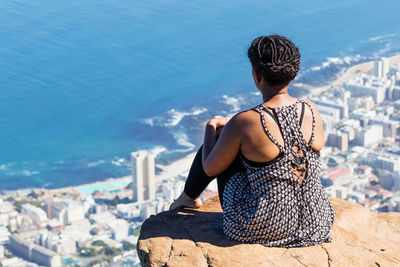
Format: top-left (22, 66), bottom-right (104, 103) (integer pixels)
top-left (137, 197), bottom-right (400, 267)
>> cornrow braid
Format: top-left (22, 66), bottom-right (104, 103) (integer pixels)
top-left (248, 35), bottom-right (300, 86)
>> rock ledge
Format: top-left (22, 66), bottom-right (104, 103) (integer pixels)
top-left (137, 197), bottom-right (400, 267)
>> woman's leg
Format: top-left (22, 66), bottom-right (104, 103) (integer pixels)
top-left (184, 146), bottom-right (216, 199)
top-left (169, 146), bottom-right (212, 209)
top-left (170, 145), bottom-right (243, 209)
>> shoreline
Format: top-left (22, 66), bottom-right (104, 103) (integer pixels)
top-left (2, 53), bottom-right (399, 196)
top-left (303, 53), bottom-right (400, 97)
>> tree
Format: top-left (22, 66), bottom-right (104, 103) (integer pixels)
top-left (92, 240), bottom-right (106, 247)
top-left (104, 246), bottom-right (122, 256)
top-left (79, 247), bottom-right (97, 257)
top-left (122, 241), bottom-right (136, 251)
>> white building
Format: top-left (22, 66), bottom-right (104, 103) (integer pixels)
top-left (326, 185), bottom-right (350, 199)
top-left (374, 57), bottom-right (390, 78)
top-left (0, 225), bottom-right (10, 245)
top-left (313, 95), bottom-right (349, 119)
top-left (140, 202), bottom-right (156, 220)
top-left (345, 73), bottom-right (391, 104)
top-left (131, 151), bottom-right (155, 202)
top-left (37, 231), bottom-right (76, 256)
top-left (0, 245), bottom-right (4, 259)
top-left (318, 105), bottom-right (341, 126)
top-left (108, 219), bottom-right (129, 241)
top-left (115, 203), bottom-right (141, 220)
top-left (81, 194), bottom-right (95, 214)
top-left (21, 204), bottom-right (48, 228)
top-left (358, 125), bottom-right (383, 147)
top-left (49, 199), bottom-right (85, 225)
top-left (368, 116), bottom-right (398, 138)
top-left (9, 234), bottom-right (61, 267)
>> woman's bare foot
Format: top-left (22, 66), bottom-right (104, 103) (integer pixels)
top-left (169, 192), bottom-right (202, 210)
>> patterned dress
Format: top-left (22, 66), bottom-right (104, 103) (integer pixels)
top-left (222, 100), bottom-right (335, 247)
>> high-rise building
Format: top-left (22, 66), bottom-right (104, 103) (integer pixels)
top-left (374, 60), bottom-right (383, 78)
top-left (374, 57), bottom-right (389, 78)
top-left (131, 151), bottom-right (155, 202)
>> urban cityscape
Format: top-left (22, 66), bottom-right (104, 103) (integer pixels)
top-left (0, 56), bottom-right (400, 266)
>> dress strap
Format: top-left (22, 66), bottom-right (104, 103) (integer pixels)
top-left (262, 107), bottom-right (280, 125)
top-left (252, 106), bottom-right (284, 152)
top-left (299, 101), bottom-right (305, 127)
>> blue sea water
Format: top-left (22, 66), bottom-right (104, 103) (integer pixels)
top-left (0, 0), bottom-right (400, 190)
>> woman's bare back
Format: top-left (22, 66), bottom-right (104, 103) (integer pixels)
top-left (237, 99), bottom-right (324, 164)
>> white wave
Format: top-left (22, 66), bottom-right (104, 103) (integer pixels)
top-left (156, 152), bottom-right (196, 181)
top-left (171, 147), bottom-right (195, 153)
top-left (111, 158), bottom-right (126, 166)
top-left (7, 170), bottom-right (40, 176)
top-left (143, 118), bottom-right (155, 126)
top-left (173, 132), bottom-right (195, 149)
top-left (309, 55), bottom-right (365, 72)
top-left (222, 95), bottom-right (241, 112)
top-left (0, 162), bottom-right (15, 170)
top-left (373, 43), bottom-right (393, 57)
top-left (369, 33), bottom-right (399, 42)
top-left (87, 160), bottom-right (106, 168)
top-left (149, 146), bottom-right (167, 158)
top-left (143, 107), bottom-right (207, 127)
top-left (250, 91), bottom-right (261, 96)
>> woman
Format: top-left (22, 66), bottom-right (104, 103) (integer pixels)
top-left (170, 35), bottom-right (334, 247)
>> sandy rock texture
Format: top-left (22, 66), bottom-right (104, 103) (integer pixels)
top-left (137, 197), bottom-right (400, 267)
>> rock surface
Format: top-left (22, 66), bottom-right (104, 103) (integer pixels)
top-left (137, 197), bottom-right (400, 267)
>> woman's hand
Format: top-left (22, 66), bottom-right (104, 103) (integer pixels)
top-left (207, 116), bottom-right (229, 129)
top-left (202, 115), bottom-right (240, 176)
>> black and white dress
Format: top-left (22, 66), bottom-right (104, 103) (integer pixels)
top-left (222, 100), bottom-right (335, 247)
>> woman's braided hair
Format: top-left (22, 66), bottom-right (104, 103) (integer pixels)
top-left (248, 35), bottom-right (300, 86)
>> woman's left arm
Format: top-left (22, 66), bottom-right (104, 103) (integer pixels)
top-left (202, 115), bottom-right (241, 176)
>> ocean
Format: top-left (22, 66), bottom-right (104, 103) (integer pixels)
top-left (1, 0), bottom-right (400, 190)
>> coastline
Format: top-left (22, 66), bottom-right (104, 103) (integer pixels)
top-left (302, 53), bottom-right (400, 98)
top-left (2, 53), bottom-right (399, 197)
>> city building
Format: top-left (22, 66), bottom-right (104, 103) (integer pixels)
top-left (131, 151), bottom-right (155, 202)
top-left (374, 57), bottom-right (390, 78)
top-left (313, 94), bottom-right (349, 119)
top-left (358, 125), bottom-right (383, 147)
top-left (378, 170), bottom-right (400, 191)
top-left (392, 85), bottom-right (400, 100)
top-left (326, 185), bottom-right (350, 199)
top-left (37, 231), bottom-right (76, 256)
top-left (318, 105), bottom-right (341, 126)
top-left (21, 204), bottom-right (48, 228)
top-left (326, 131), bottom-right (348, 152)
top-left (361, 152), bottom-right (400, 172)
top-left (9, 234), bottom-right (61, 267)
top-left (115, 202), bottom-right (141, 220)
top-left (140, 202), bottom-right (156, 220)
top-left (108, 219), bottom-right (129, 241)
top-left (345, 73), bottom-right (391, 104)
top-left (47, 199), bottom-right (85, 225)
top-left (0, 224), bottom-right (10, 245)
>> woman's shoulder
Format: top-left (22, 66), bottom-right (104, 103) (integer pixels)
top-left (229, 108), bottom-right (260, 126)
